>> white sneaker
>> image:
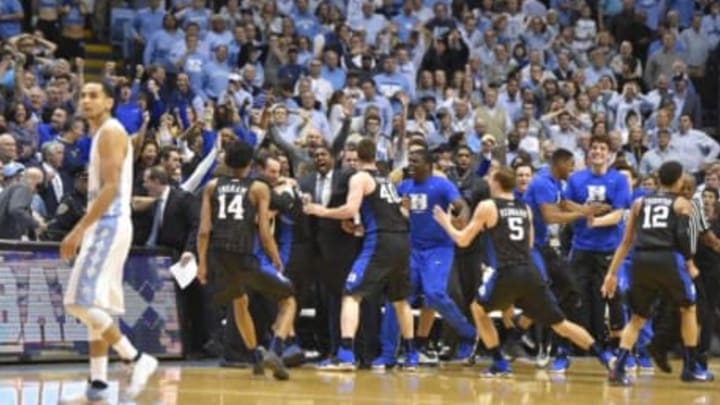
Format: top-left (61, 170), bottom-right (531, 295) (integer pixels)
top-left (125, 353), bottom-right (158, 400)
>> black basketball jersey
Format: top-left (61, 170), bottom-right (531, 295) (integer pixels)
top-left (210, 176), bottom-right (257, 253)
top-left (359, 170), bottom-right (408, 233)
top-left (484, 198), bottom-right (531, 268)
top-left (633, 192), bottom-right (679, 251)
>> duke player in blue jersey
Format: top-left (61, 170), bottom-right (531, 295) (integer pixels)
top-left (558, 135), bottom-right (631, 372)
top-left (434, 167), bottom-right (611, 377)
top-left (372, 149), bottom-right (475, 368)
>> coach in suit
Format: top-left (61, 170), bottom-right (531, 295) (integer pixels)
top-left (140, 165), bottom-right (206, 357)
top-left (39, 141), bottom-right (72, 218)
top-left (299, 144), bottom-right (361, 359)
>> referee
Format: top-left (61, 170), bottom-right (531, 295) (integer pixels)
top-left (648, 174), bottom-right (720, 373)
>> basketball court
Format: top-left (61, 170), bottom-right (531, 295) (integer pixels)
top-left (0, 359), bottom-right (715, 404)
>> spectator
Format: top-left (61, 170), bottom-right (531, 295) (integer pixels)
top-left (0, 162), bottom-right (45, 239)
top-left (638, 128), bottom-right (679, 176)
top-left (43, 166), bottom-right (87, 241)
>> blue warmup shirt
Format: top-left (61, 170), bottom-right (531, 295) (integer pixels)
top-left (565, 168), bottom-right (631, 251)
top-left (523, 168), bottom-right (563, 248)
top-left (397, 175), bottom-right (461, 249)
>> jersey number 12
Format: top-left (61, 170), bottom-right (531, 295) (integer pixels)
top-left (641, 205), bottom-right (669, 229)
top-left (218, 194), bottom-right (245, 220)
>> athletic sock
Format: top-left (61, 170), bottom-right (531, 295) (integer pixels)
top-left (402, 339), bottom-right (415, 354)
top-left (113, 336), bottom-right (139, 362)
top-left (269, 336), bottom-right (284, 356)
top-left (415, 336), bottom-right (428, 351)
top-left (489, 347), bottom-right (504, 362)
top-left (252, 348), bottom-right (264, 364)
top-left (614, 348), bottom-right (630, 373)
top-left (340, 338), bottom-right (353, 351)
top-left (90, 356), bottom-right (108, 383)
top-left (683, 346), bottom-right (697, 371)
top-left (285, 335), bottom-right (297, 347)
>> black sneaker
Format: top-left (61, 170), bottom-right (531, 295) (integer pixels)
top-left (646, 342), bottom-right (672, 373)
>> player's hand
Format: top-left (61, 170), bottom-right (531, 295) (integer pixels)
top-left (401, 196), bottom-right (410, 211)
top-left (60, 227), bottom-right (83, 261)
top-left (273, 257), bottom-right (284, 273)
top-left (180, 251), bottom-right (194, 266)
top-left (340, 219), bottom-right (356, 234)
top-left (197, 262), bottom-right (208, 285)
top-left (586, 216), bottom-right (596, 228)
top-left (601, 274), bottom-right (617, 299)
top-left (303, 203), bottom-right (324, 216)
top-left (687, 262), bottom-right (699, 279)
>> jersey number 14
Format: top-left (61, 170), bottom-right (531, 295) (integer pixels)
top-left (218, 194), bottom-right (245, 220)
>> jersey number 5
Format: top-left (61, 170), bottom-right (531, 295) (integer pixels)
top-left (641, 205), bottom-right (669, 229)
top-left (218, 194), bottom-right (245, 220)
top-left (508, 217), bottom-right (524, 241)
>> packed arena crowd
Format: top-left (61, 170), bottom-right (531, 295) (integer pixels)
top-left (1, 0), bottom-right (720, 397)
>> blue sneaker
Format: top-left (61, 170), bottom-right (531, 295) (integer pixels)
top-left (608, 369), bottom-right (633, 386)
top-left (85, 380), bottom-right (109, 402)
top-left (550, 353), bottom-right (570, 373)
top-left (371, 354), bottom-right (397, 371)
top-left (624, 353), bottom-right (637, 373)
top-left (319, 348), bottom-right (357, 372)
top-left (282, 344), bottom-right (305, 368)
top-left (681, 365), bottom-right (714, 383)
top-left (452, 340), bottom-right (476, 364)
top-left (481, 359), bottom-right (512, 378)
top-left (403, 350), bottom-right (419, 371)
top-left (635, 348), bottom-right (654, 373)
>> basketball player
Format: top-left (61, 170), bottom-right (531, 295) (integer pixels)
top-left (304, 138), bottom-right (419, 370)
top-left (61, 82), bottom-right (157, 401)
top-left (434, 167), bottom-right (611, 377)
top-left (601, 161), bottom-right (713, 385)
top-left (197, 140), bottom-right (296, 381)
top-left (373, 149), bottom-right (474, 369)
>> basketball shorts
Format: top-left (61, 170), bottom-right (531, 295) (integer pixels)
top-left (64, 216), bottom-right (133, 315)
top-left (477, 264), bottom-right (565, 326)
top-left (212, 248), bottom-right (295, 305)
top-left (345, 232), bottom-right (410, 301)
top-left (629, 250), bottom-right (696, 318)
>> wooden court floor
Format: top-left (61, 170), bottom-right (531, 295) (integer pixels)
top-left (0, 359), bottom-right (716, 405)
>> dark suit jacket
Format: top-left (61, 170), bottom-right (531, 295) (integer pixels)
top-left (135, 187), bottom-right (199, 257)
top-left (679, 90), bottom-right (703, 128)
top-left (39, 166), bottom-right (72, 218)
top-left (299, 169), bottom-right (359, 278)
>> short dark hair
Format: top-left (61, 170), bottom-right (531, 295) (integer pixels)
top-left (356, 138), bottom-right (376, 163)
top-left (551, 148), bottom-right (574, 164)
top-left (657, 161), bottom-right (684, 187)
top-left (702, 187), bottom-right (719, 201)
top-left (224, 140), bottom-right (254, 169)
top-left (493, 166), bottom-right (516, 192)
top-left (410, 148), bottom-right (434, 166)
top-left (613, 161), bottom-right (637, 179)
top-left (159, 145), bottom-right (180, 161)
top-left (589, 134), bottom-right (611, 148)
top-left (146, 165), bottom-right (169, 185)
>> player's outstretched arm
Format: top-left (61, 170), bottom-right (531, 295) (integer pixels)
top-left (196, 179), bottom-right (218, 285)
top-left (433, 200), bottom-right (492, 248)
top-left (602, 198), bottom-right (641, 298)
top-left (674, 196), bottom-right (698, 278)
top-left (252, 180), bottom-right (283, 272)
top-left (304, 171), bottom-right (368, 220)
top-left (60, 126), bottom-right (127, 260)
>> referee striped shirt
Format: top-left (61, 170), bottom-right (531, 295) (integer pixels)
top-left (690, 195), bottom-right (709, 255)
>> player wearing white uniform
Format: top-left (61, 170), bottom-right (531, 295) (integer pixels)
top-left (62, 82), bottom-right (158, 402)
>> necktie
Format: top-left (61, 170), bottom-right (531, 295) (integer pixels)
top-left (146, 199), bottom-right (164, 247)
top-left (316, 176), bottom-right (326, 206)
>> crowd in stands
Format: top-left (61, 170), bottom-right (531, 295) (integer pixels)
top-left (1, 0), bottom-right (720, 363)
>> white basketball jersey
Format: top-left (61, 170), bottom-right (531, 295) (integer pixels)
top-left (88, 117), bottom-right (133, 218)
